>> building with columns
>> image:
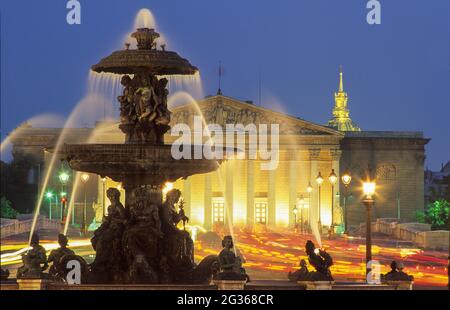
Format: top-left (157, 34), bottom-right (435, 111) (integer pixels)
top-left (8, 71), bottom-right (429, 232)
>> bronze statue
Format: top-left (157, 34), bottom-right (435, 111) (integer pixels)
top-left (159, 189), bottom-right (195, 282)
top-left (90, 188), bottom-right (127, 283)
top-left (48, 234), bottom-right (75, 281)
top-left (303, 240), bottom-right (334, 281)
top-left (117, 71), bottom-right (171, 144)
top-left (0, 268), bottom-right (9, 281)
top-left (17, 233), bottom-right (48, 279)
top-left (382, 261), bottom-right (414, 282)
top-left (215, 235), bottom-right (248, 281)
top-left (118, 75), bottom-right (136, 124)
top-left (123, 187), bottom-right (162, 283)
top-left (288, 258), bottom-right (309, 282)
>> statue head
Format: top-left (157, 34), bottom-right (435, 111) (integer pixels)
top-left (30, 233), bottom-right (40, 246)
top-left (133, 187), bottom-right (149, 208)
top-left (58, 234), bottom-right (69, 247)
top-left (390, 260), bottom-right (398, 271)
top-left (158, 78), bottom-right (168, 88)
top-left (165, 188), bottom-right (181, 205)
top-left (222, 235), bottom-right (234, 249)
top-left (106, 187), bottom-right (121, 203)
top-left (141, 88), bottom-right (151, 101)
top-left (300, 259), bottom-right (307, 268)
top-left (305, 240), bottom-right (316, 256)
top-left (121, 75), bottom-right (132, 86)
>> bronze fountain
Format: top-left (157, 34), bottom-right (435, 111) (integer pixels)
top-left (52, 27), bottom-right (223, 284)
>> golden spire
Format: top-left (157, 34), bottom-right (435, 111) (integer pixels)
top-left (327, 66), bottom-right (361, 131)
top-left (339, 65), bottom-right (344, 92)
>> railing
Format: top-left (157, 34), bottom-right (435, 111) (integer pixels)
top-left (0, 217), bottom-right (60, 239)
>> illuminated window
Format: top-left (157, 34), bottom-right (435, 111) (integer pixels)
top-left (213, 201), bottom-right (225, 224)
top-left (255, 202), bottom-right (267, 224)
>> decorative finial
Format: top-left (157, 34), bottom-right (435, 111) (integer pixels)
top-left (339, 65), bottom-right (344, 92)
top-left (161, 44), bottom-right (166, 51)
top-left (125, 43), bottom-right (130, 50)
top-left (217, 60), bottom-right (223, 95)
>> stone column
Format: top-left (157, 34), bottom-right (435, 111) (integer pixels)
top-left (225, 161), bottom-right (234, 227)
top-left (268, 167), bottom-right (276, 227)
top-left (246, 160), bottom-right (255, 228)
top-left (183, 178), bottom-right (191, 218)
top-left (288, 152), bottom-right (298, 227)
top-left (204, 173), bottom-right (212, 231)
top-left (330, 149), bottom-right (342, 225)
top-left (309, 148), bottom-right (320, 230)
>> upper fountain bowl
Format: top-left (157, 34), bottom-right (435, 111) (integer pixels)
top-left (91, 28), bottom-right (198, 75)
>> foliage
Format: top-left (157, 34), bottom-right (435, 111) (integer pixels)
top-left (416, 199), bottom-right (449, 230)
top-left (0, 151), bottom-right (42, 213)
top-left (0, 196), bottom-right (19, 219)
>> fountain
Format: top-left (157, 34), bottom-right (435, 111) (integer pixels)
top-left (50, 27), bottom-right (224, 284)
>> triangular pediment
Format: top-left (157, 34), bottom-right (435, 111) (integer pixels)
top-left (170, 95), bottom-right (343, 136)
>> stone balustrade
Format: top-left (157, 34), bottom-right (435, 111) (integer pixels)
top-left (370, 218), bottom-right (448, 250)
top-left (0, 217), bottom-right (60, 239)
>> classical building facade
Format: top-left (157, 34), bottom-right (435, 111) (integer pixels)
top-left (9, 72), bottom-right (429, 231)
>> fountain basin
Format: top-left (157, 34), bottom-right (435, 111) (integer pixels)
top-left (51, 143), bottom-right (223, 186)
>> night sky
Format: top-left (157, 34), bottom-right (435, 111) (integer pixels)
top-left (1, 0), bottom-right (449, 169)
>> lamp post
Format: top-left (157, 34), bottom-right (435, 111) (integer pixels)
top-left (81, 173), bottom-right (90, 236)
top-left (101, 177), bottom-right (106, 219)
top-left (341, 171), bottom-right (352, 234)
top-left (293, 205), bottom-right (298, 232)
top-left (316, 172), bottom-right (324, 234)
top-left (299, 196), bottom-right (305, 233)
top-left (362, 180), bottom-right (376, 276)
top-left (58, 171), bottom-right (70, 225)
top-left (307, 182), bottom-right (313, 233)
top-left (45, 191), bottom-right (53, 220)
top-left (328, 169), bottom-right (337, 234)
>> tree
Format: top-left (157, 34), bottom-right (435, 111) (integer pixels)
top-left (0, 151), bottom-right (42, 213)
top-left (0, 196), bottom-right (19, 219)
top-left (416, 199), bottom-right (449, 230)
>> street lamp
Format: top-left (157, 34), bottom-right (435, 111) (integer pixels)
top-left (307, 182), bottom-right (312, 232)
top-left (293, 205), bottom-right (298, 232)
top-left (45, 191), bottom-right (53, 220)
top-left (81, 173), bottom-right (90, 236)
top-left (362, 179), bottom-right (376, 276)
top-left (101, 177), bottom-right (106, 218)
top-left (299, 196), bottom-right (305, 233)
top-left (58, 171), bottom-right (70, 185)
top-left (328, 169), bottom-right (337, 234)
top-left (341, 171), bottom-right (352, 234)
top-left (316, 172), bottom-right (324, 234)
top-left (58, 171), bottom-right (70, 224)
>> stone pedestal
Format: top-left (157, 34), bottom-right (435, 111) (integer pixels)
top-left (17, 279), bottom-right (50, 290)
top-left (213, 280), bottom-right (247, 290)
top-left (297, 281), bottom-right (334, 290)
top-left (384, 281), bottom-right (413, 290)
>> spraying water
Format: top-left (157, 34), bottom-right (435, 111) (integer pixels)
top-left (1, 114), bottom-right (65, 156)
top-left (63, 122), bottom-right (120, 235)
top-left (28, 93), bottom-right (111, 245)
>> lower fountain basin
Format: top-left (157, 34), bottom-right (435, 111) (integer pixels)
top-left (51, 143), bottom-right (224, 186)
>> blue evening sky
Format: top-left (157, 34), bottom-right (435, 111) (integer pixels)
top-left (1, 0), bottom-right (449, 169)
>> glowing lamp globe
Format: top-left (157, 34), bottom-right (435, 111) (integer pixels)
top-left (316, 172), bottom-right (324, 185)
top-left (341, 172), bottom-right (352, 186)
top-left (328, 169), bottom-right (337, 185)
top-left (363, 182), bottom-right (376, 199)
top-left (59, 172), bottom-right (70, 184)
top-left (307, 182), bottom-right (313, 193)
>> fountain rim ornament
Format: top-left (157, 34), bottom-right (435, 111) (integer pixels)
top-left (91, 27), bottom-right (198, 75)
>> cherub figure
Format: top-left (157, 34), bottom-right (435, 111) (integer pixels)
top-left (17, 233), bottom-right (48, 279)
